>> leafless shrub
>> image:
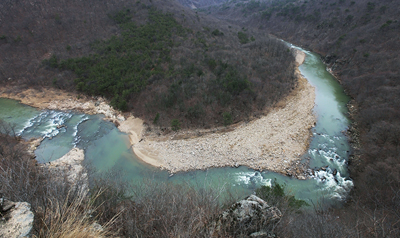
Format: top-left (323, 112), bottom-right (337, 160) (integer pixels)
top-left (89, 172), bottom-right (237, 238)
top-left (276, 204), bottom-right (355, 238)
top-left (34, 190), bottom-right (115, 238)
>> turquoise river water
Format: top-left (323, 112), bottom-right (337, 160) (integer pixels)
top-left (0, 46), bottom-right (353, 207)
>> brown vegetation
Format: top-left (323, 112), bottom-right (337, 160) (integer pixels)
top-left (89, 176), bottom-right (231, 237)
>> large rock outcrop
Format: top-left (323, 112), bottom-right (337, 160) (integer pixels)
top-left (0, 199), bottom-right (34, 238)
top-left (210, 195), bottom-right (282, 237)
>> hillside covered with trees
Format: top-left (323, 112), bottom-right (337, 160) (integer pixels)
top-left (202, 0), bottom-right (400, 236)
top-left (0, 0), bottom-right (297, 130)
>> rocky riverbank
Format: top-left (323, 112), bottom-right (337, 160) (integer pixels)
top-left (133, 74), bottom-right (315, 175)
top-left (131, 50), bottom-right (316, 175)
top-left (43, 148), bottom-right (88, 192)
top-left (0, 50), bottom-right (315, 177)
top-left (0, 87), bottom-right (123, 120)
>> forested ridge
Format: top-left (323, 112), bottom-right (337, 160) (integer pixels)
top-left (202, 0), bottom-right (400, 236)
top-left (0, 0), bottom-right (297, 130)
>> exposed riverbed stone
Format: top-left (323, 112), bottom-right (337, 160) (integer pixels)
top-left (0, 87), bottom-right (123, 121)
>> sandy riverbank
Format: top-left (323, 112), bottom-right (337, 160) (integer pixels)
top-left (132, 50), bottom-right (316, 174)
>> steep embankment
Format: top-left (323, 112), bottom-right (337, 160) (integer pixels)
top-left (0, 0), bottom-right (297, 131)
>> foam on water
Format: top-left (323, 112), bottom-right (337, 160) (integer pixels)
top-left (235, 171), bottom-right (271, 187)
top-left (313, 169), bottom-right (353, 201)
top-left (73, 115), bottom-right (89, 137)
top-left (17, 111), bottom-right (72, 138)
top-left (72, 115), bottom-right (89, 146)
top-left (287, 41), bottom-right (353, 202)
top-left (42, 111), bottom-right (72, 138)
top-left (17, 114), bottom-right (40, 135)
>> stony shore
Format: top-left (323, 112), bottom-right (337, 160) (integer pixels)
top-left (132, 50), bottom-right (316, 175)
top-left (0, 49), bottom-right (315, 177)
top-left (134, 73), bottom-right (315, 175)
top-left (0, 87), bottom-right (122, 119)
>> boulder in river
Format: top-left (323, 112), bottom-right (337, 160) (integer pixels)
top-left (333, 169), bottom-right (338, 176)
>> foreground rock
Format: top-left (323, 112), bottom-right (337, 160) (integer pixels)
top-left (0, 199), bottom-right (34, 238)
top-left (210, 195), bottom-right (282, 237)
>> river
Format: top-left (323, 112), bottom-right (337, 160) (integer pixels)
top-left (0, 46), bottom-right (353, 207)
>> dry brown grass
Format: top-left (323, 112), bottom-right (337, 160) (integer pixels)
top-left (34, 190), bottom-right (115, 238)
top-left (89, 176), bottom-right (233, 237)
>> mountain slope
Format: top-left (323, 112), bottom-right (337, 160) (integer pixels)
top-left (0, 0), bottom-right (297, 129)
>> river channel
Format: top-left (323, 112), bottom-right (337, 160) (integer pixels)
top-left (0, 46), bottom-right (353, 206)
